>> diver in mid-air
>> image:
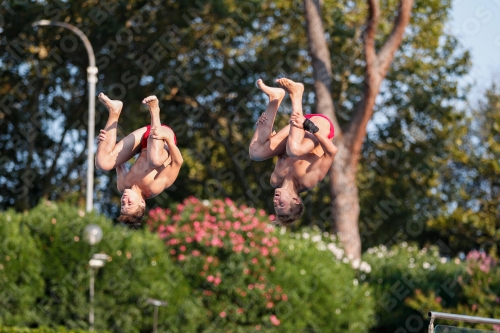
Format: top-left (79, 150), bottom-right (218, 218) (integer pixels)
top-left (249, 78), bottom-right (338, 226)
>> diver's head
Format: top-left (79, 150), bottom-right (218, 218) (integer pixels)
top-left (117, 188), bottom-right (146, 229)
top-left (273, 188), bottom-right (304, 226)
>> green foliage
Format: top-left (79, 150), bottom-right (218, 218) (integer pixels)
top-left (0, 211), bottom-right (44, 327)
top-left (5, 201), bottom-right (500, 332)
top-left (0, 201), bottom-right (200, 333)
top-left (364, 243), bottom-right (465, 332)
top-left (356, 0), bottom-right (471, 248)
top-left (405, 250), bottom-right (500, 332)
top-left (270, 228), bottom-right (375, 332)
top-left (0, 327), bottom-right (96, 333)
top-left (428, 85), bottom-right (500, 255)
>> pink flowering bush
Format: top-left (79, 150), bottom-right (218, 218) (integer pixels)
top-left (147, 197), bottom-right (287, 331)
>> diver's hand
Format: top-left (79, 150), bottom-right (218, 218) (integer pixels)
top-left (290, 113), bottom-right (305, 129)
top-left (150, 126), bottom-right (171, 141)
top-left (97, 129), bottom-right (107, 144)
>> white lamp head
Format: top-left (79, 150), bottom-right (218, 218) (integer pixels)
top-left (84, 224), bottom-right (103, 245)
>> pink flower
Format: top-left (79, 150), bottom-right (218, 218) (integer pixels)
top-left (180, 245), bottom-right (186, 252)
top-left (492, 324), bottom-right (500, 332)
top-left (248, 284), bottom-right (254, 290)
top-left (266, 302), bottom-right (274, 308)
top-left (192, 250), bottom-right (201, 256)
top-left (214, 277), bottom-right (221, 285)
top-left (219, 311), bottom-right (226, 318)
top-left (282, 294), bottom-right (288, 301)
top-left (207, 256), bottom-right (213, 263)
top-left (237, 308), bottom-right (244, 314)
top-left (207, 275), bottom-right (214, 282)
top-left (251, 258), bottom-right (258, 264)
top-left (255, 325), bottom-right (261, 331)
top-left (472, 304), bottom-right (478, 311)
top-left (436, 297), bottom-right (442, 304)
top-left (270, 315), bottom-right (280, 326)
top-left (178, 254), bottom-right (185, 261)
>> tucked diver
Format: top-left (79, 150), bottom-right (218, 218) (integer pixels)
top-left (95, 94), bottom-right (183, 228)
top-left (249, 78), bottom-right (338, 226)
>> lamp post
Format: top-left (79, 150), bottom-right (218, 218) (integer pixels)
top-left (32, 20), bottom-right (98, 212)
top-left (84, 224), bottom-right (105, 332)
top-left (146, 298), bottom-right (168, 333)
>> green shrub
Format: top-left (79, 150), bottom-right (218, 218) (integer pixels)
top-left (270, 228), bottom-right (376, 332)
top-left (0, 201), bottom-right (202, 333)
top-left (0, 211), bottom-right (44, 327)
top-left (0, 326), bottom-right (96, 332)
top-left (404, 249), bottom-right (500, 332)
top-left (364, 243), bottom-right (468, 333)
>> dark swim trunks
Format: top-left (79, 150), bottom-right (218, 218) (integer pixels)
top-left (304, 114), bottom-right (335, 139)
top-left (141, 125), bottom-right (177, 149)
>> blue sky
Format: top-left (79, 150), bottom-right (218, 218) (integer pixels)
top-left (449, 0), bottom-right (500, 102)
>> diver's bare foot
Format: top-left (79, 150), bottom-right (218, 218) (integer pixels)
top-left (275, 78), bottom-right (304, 97)
top-left (98, 93), bottom-right (123, 115)
top-left (142, 95), bottom-right (160, 116)
top-left (256, 79), bottom-right (285, 102)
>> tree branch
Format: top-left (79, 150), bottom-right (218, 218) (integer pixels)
top-left (344, 0), bottom-right (413, 167)
top-left (303, 0), bottom-right (341, 138)
top-left (377, 0), bottom-right (414, 74)
top-left (365, 0), bottom-right (379, 75)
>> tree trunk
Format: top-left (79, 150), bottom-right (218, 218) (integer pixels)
top-left (330, 141), bottom-right (361, 259)
top-left (304, 0), bottom-right (414, 260)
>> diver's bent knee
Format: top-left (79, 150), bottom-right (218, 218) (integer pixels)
top-left (249, 150), bottom-right (263, 162)
top-left (148, 159), bottom-right (164, 169)
top-left (286, 145), bottom-right (300, 158)
top-left (95, 160), bottom-right (114, 171)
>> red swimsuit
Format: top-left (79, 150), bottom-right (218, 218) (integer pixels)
top-left (141, 125), bottom-right (177, 149)
top-left (304, 114), bottom-right (335, 139)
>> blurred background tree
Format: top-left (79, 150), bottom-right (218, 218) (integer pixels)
top-left (426, 84), bottom-right (500, 256)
